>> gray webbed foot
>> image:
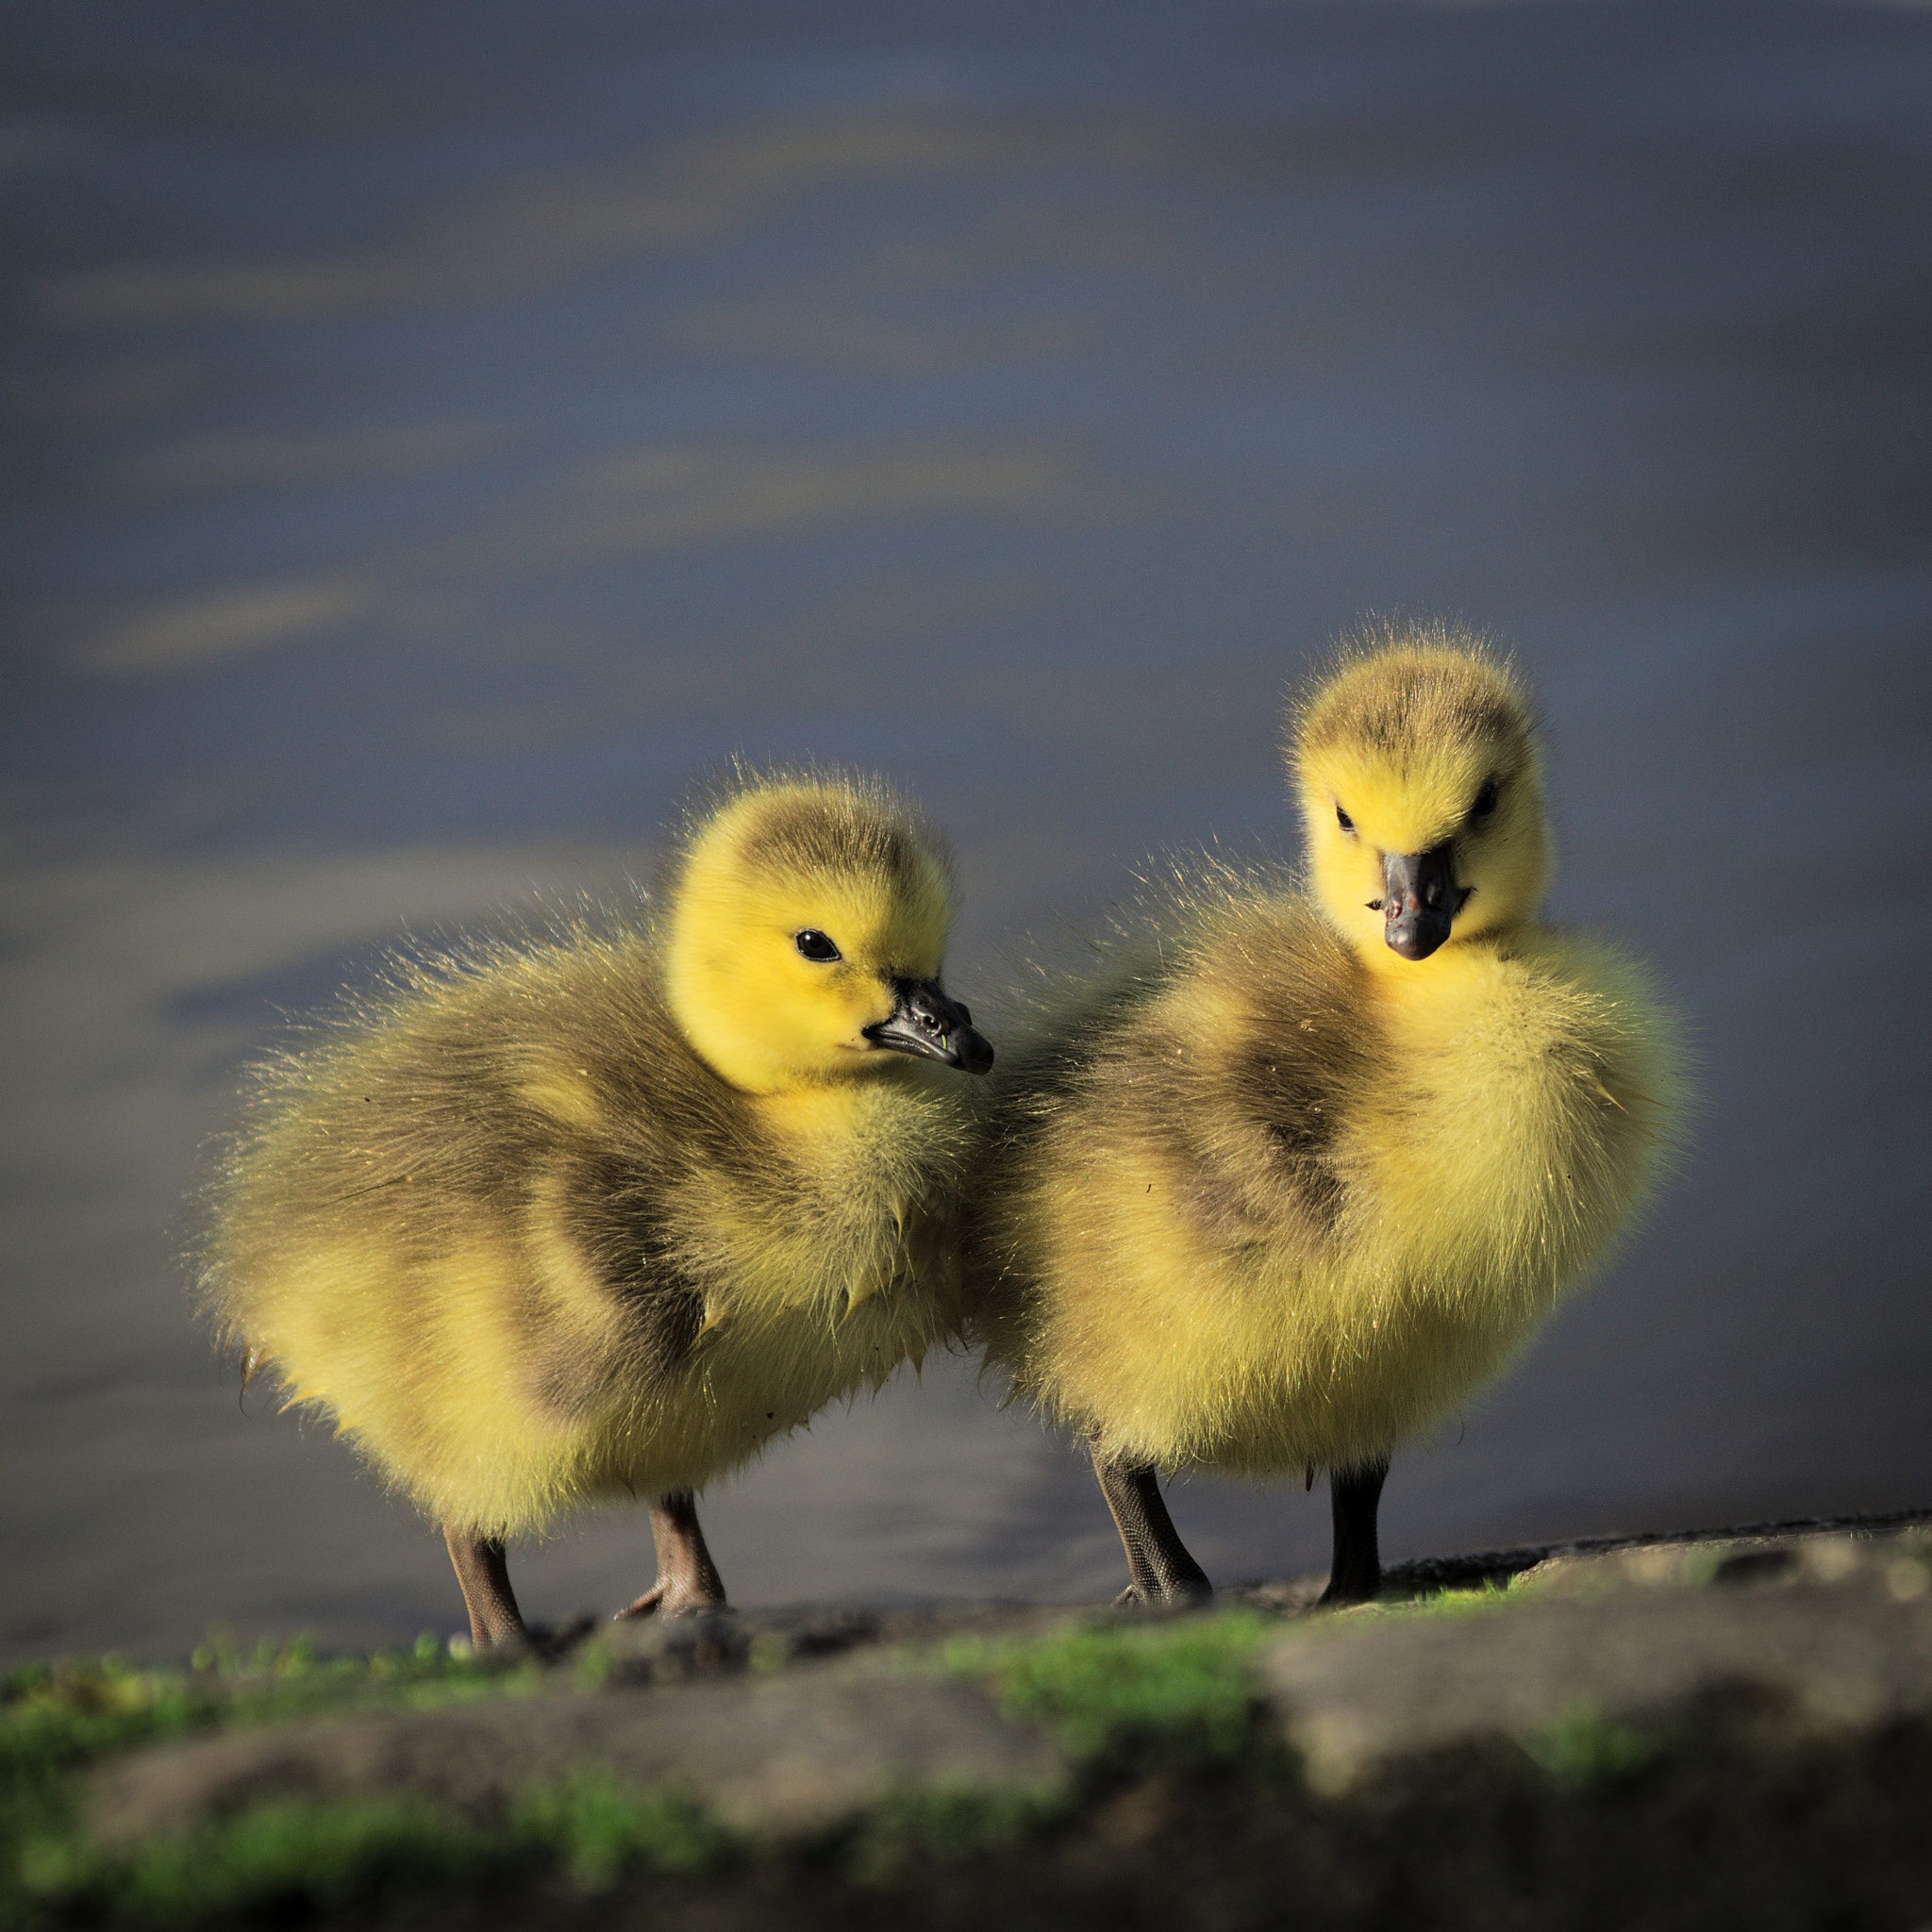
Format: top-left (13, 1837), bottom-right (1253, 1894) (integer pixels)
top-left (617, 1489), bottom-right (728, 1620)
top-left (1091, 1448), bottom-right (1214, 1607)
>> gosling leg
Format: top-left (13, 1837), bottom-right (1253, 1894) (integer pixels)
top-left (1091, 1448), bottom-right (1213, 1607)
top-left (615, 1490), bottom-right (728, 1620)
top-left (1318, 1457), bottom-right (1390, 1605)
top-left (442, 1526), bottom-right (527, 1647)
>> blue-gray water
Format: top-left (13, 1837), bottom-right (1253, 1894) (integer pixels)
top-left (4, 0), bottom-right (1930, 1665)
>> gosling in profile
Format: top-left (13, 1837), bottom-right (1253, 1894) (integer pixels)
top-left (973, 629), bottom-right (1682, 1606)
top-left (201, 772), bottom-right (992, 1646)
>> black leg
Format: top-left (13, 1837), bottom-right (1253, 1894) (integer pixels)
top-left (615, 1490), bottom-right (729, 1620)
top-left (1318, 1457), bottom-right (1390, 1605)
top-left (1091, 1447), bottom-right (1213, 1607)
top-left (442, 1526), bottom-right (527, 1647)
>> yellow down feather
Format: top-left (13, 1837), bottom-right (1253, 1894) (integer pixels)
top-left (199, 771), bottom-right (980, 1540)
top-left (972, 627), bottom-right (1686, 1479)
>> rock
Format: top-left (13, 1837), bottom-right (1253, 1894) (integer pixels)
top-left (80, 1513), bottom-right (1932, 1930)
top-left (585, 1599), bottom-right (1079, 1687)
top-left (91, 1657), bottom-right (1067, 1845)
top-left (1261, 1531), bottom-right (1932, 1795)
top-left (1363, 1504), bottom-right (1932, 1598)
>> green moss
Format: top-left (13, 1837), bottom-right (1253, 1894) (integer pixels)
top-left (4, 1635), bottom-right (530, 1756)
top-left (839, 1781), bottom-right (1062, 1885)
top-left (0, 1638), bottom-right (550, 1928)
top-left (1379, 1580), bottom-right (1518, 1619)
top-left (109, 1797), bottom-right (491, 1922)
top-left (8, 1775), bottom-right (737, 1925)
top-left (1519, 1704), bottom-right (1662, 1787)
top-left (512, 1773), bottom-right (735, 1890)
top-left (942, 1609), bottom-right (1273, 1763)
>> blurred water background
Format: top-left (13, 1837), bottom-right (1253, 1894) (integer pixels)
top-left (5, 0), bottom-right (1931, 1666)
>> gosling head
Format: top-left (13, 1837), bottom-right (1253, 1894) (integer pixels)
top-left (663, 773), bottom-right (994, 1095)
top-left (1288, 628), bottom-right (1551, 966)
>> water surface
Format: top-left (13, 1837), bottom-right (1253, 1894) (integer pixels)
top-left (4, 0), bottom-right (1930, 1664)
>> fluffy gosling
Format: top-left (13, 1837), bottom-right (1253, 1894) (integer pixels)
top-left (200, 772), bottom-right (993, 1645)
top-left (972, 630), bottom-right (1682, 1606)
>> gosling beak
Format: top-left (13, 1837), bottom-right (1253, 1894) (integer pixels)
top-left (1378, 845), bottom-right (1470, 961)
top-left (863, 978), bottom-right (995, 1075)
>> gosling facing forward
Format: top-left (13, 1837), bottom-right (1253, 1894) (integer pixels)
top-left (972, 630), bottom-right (1682, 1606)
top-left (201, 773), bottom-right (992, 1645)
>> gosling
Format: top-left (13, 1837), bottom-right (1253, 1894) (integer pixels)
top-left (200, 772), bottom-right (993, 1645)
top-left (972, 629), bottom-right (1682, 1606)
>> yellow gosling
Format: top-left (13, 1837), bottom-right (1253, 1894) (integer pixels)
top-left (200, 772), bottom-right (993, 1645)
top-left (972, 627), bottom-right (1684, 1606)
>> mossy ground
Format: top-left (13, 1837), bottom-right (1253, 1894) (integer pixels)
top-left (0, 1636), bottom-right (569, 1927)
top-left (8, 1561), bottom-right (1932, 1931)
top-left (1, 1606), bottom-right (1306, 1926)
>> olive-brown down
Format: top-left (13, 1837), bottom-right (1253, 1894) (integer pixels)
top-left (198, 773), bottom-right (982, 1551)
top-left (971, 628), bottom-right (1684, 1508)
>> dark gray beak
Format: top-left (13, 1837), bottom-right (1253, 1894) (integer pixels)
top-left (863, 978), bottom-right (994, 1075)
top-left (1379, 845), bottom-right (1470, 961)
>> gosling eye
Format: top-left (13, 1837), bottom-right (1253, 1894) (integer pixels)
top-left (794, 928), bottom-right (842, 963)
top-left (1335, 804), bottom-right (1356, 834)
top-left (1469, 778), bottom-right (1499, 824)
